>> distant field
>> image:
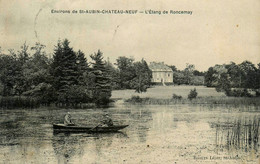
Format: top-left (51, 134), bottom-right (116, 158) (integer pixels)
top-left (111, 85), bottom-right (226, 99)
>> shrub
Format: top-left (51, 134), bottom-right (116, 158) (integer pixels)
top-left (126, 96), bottom-right (143, 103)
top-left (188, 88), bottom-right (198, 100)
top-left (172, 93), bottom-right (182, 99)
top-left (227, 89), bottom-right (253, 97)
top-left (256, 90), bottom-right (260, 97)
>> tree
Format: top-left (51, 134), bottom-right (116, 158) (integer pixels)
top-left (188, 88), bottom-right (198, 100)
top-left (184, 63), bottom-right (195, 85)
top-left (76, 50), bottom-right (89, 85)
top-left (172, 71), bottom-right (186, 85)
top-left (104, 59), bottom-right (120, 89)
top-left (90, 50), bottom-right (112, 105)
top-left (21, 43), bottom-right (53, 104)
top-left (0, 52), bottom-right (20, 96)
top-left (205, 67), bottom-right (215, 87)
top-left (193, 70), bottom-right (205, 76)
top-left (168, 65), bottom-right (177, 72)
top-left (225, 62), bottom-right (241, 88)
top-left (51, 39), bottom-right (79, 103)
top-left (237, 61), bottom-right (257, 89)
top-left (115, 56), bottom-right (135, 89)
top-left (131, 59), bottom-right (152, 93)
top-left (15, 43), bottom-right (31, 95)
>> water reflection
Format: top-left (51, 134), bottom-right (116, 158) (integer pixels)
top-left (52, 133), bottom-right (85, 163)
top-left (129, 106), bottom-right (152, 143)
top-left (1, 105), bottom-right (259, 163)
top-left (214, 117), bottom-right (259, 153)
top-left (52, 132), bottom-right (128, 163)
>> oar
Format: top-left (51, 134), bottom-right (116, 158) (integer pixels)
top-left (90, 123), bottom-right (103, 131)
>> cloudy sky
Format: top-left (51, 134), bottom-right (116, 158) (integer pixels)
top-left (0, 0), bottom-right (259, 71)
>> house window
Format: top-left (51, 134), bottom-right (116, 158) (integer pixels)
top-left (168, 73), bottom-right (170, 77)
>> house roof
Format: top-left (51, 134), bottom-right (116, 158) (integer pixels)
top-left (149, 62), bottom-right (173, 72)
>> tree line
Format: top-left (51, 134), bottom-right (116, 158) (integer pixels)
top-left (0, 39), bottom-right (259, 109)
top-left (168, 63), bottom-right (205, 86)
top-left (204, 61), bottom-right (260, 97)
top-left (0, 39), bottom-right (152, 107)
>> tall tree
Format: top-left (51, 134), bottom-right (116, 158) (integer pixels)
top-left (51, 39), bottom-right (78, 103)
top-left (90, 50), bottom-right (111, 105)
top-left (131, 59), bottom-right (152, 93)
top-left (116, 56), bottom-right (135, 89)
top-left (21, 43), bottom-right (53, 104)
top-left (76, 50), bottom-right (89, 85)
top-left (184, 63), bottom-right (195, 85)
top-left (0, 52), bottom-right (20, 96)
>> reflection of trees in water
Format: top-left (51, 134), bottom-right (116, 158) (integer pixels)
top-left (52, 132), bottom-right (128, 163)
top-left (214, 117), bottom-right (259, 153)
top-left (129, 107), bottom-right (152, 143)
top-left (52, 133), bottom-right (85, 164)
top-left (93, 133), bottom-right (114, 153)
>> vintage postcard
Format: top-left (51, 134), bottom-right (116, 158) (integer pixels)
top-left (0, 0), bottom-right (259, 163)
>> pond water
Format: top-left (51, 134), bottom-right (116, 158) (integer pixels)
top-left (0, 103), bottom-right (259, 164)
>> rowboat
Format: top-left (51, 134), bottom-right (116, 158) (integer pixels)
top-left (53, 123), bottom-right (129, 133)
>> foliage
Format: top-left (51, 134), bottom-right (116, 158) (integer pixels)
top-left (168, 65), bottom-right (177, 72)
top-left (90, 50), bottom-right (112, 105)
top-left (76, 50), bottom-right (89, 85)
top-left (104, 60), bottom-right (120, 90)
top-left (51, 39), bottom-right (78, 96)
top-left (0, 96), bottom-right (40, 109)
top-left (0, 52), bottom-right (20, 96)
top-left (188, 88), bottom-right (198, 100)
top-left (115, 56), bottom-right (136, 89)
top-left (171, 64), bottom-right (204, 86)
top-left (189, 76), bottom-right (204, 86)
top-left (115, 56), bottom-right (152, 92)
top-left (125, 95), bottom-right (151, 103)
top-left (205, 61), bottom-right (260, 97)
top-left (184, 63), bottom-right (195, 85)
top-left (0, 39), bottom-right (114, 108)
top-left (226, 89), bottom-right (253, 97)
top-left (172, 93), bottom-right (182, 99)
top-left (172, 71), bottom-right (186, 85)
top-left (131, 59), bottom-right (152, 93)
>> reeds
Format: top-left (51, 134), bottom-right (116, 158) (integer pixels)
top-left (125, 96), bottom-right (260, 106)
top-left (0, 96), bottom-right (40, 109)
top-left (215, 117), bottom-right (259, 152)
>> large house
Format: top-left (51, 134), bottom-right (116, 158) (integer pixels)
top-left (149, 62), bottom-right (173, 85)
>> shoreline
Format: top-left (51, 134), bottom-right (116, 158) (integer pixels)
top-left (123, 96), bottom-right (260, 107)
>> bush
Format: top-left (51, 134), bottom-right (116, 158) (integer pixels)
top-left (172, 93), bottom-right (182, 99)
top-left (188, 88), bottom-right (198, 100)
top-left (227, 89), bottom-right (252, 97)
top-left (126, 96), bottom-right (143, 103)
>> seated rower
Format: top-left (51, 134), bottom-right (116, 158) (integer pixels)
top-left (64, 112), bottom-right (74, 126)
top-left (101, 113), bottom-right (113, 127)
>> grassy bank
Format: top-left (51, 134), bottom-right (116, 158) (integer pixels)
top-left (0, 96), bottom-right (98, 109)
top-left (112, 85), bottom-right (226, 99)
top-left (125, 96), bottom-right (260, 106)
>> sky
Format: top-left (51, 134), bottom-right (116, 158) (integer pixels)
top-left (0, 0), bottom-right (259, 71)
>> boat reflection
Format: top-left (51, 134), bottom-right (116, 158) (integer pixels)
top-left (52, 131), bottom-right (128, 163)
top-left (52, 133), bottom-right (86, 164)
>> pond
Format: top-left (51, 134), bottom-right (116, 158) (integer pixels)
top-left (0, 103), bottom-right (259, 163)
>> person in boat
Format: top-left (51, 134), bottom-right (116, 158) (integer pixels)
top-left (64, 112), bottom-right (74, 126)
top-left (101, 113), bottom-right (113, 127)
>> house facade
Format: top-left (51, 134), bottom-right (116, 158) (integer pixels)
top-left (149, 62), bottom-right (173, 85)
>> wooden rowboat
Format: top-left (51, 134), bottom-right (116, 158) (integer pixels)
top-left (53, 123), bottom-right (128, 133)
